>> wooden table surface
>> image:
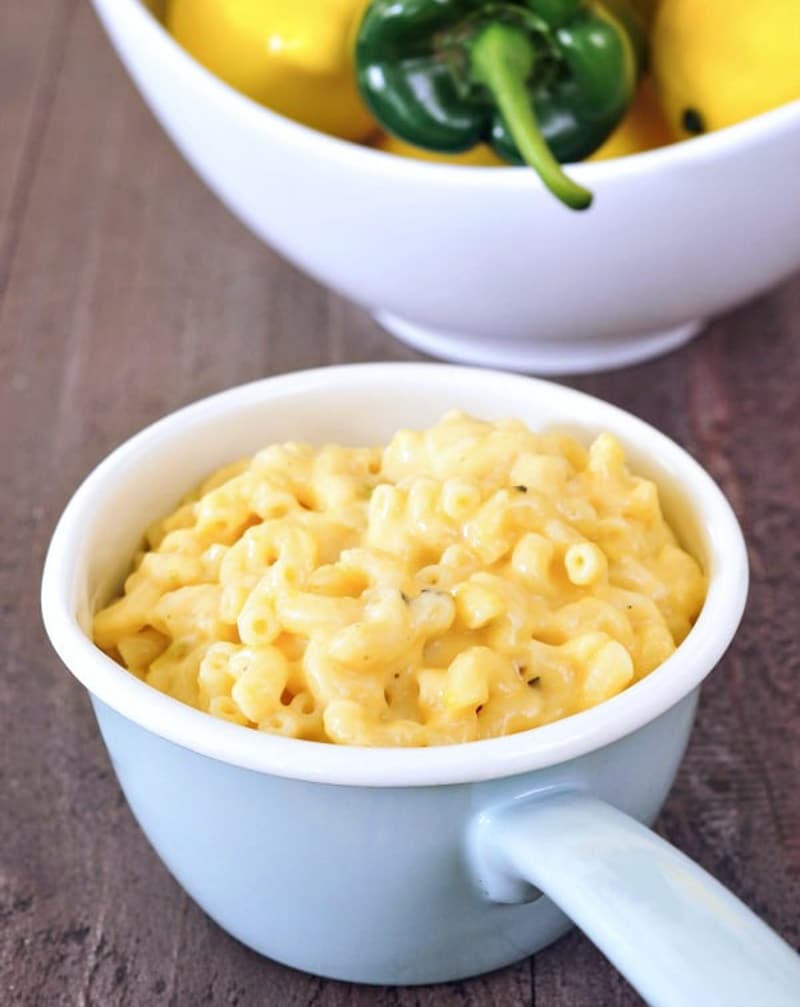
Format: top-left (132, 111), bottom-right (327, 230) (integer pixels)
top-left (2, 3), bottom-right (799, 1005)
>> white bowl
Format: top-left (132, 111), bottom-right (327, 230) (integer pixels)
top-left (91, 0), bottom-right (800, 373)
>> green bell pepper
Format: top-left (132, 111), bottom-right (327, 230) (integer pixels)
top-left (355, 0), bottom-right (641, 209)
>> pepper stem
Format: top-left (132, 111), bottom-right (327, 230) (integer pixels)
top-left (471, 22), bottom-right (592, 210)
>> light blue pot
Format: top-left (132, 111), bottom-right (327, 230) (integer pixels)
top-left (91, 689), bottom-right (799, 1004)
top-left (42, 364), bottom-right (800, 1005)
top-left (92, 692), bottom-right (698, 986)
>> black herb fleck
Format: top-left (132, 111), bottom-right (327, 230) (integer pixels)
top-left (514, 485), bottom-right (528, 492)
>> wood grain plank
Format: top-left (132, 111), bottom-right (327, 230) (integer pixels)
top-left (677, 298), bottom-right (800, 936)
top-left (0, 0), bottom-right (78, 305)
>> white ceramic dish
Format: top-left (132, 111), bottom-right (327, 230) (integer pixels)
top-left (89, 0), bottom-right (800, 373)
top-left (42, 364), bottom-right (800, 1001)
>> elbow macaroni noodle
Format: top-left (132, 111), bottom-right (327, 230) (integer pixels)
top-left (93, 412), bottom-right (706, 746)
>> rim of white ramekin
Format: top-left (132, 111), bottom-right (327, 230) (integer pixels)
top-left (41, 364), bottom-right (748, 787)
top-left (99, 0), bottom-right (800, 196)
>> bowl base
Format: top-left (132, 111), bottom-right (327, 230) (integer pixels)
top-left (375, 313), bottom-right (705, 375)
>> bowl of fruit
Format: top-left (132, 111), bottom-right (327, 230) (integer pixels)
top-left (92, 0), bottom-right (800, 373)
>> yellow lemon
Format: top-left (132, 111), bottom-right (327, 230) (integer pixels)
top-left (165, 0), bottom-right (376, 141)
top-left (652, 0), bottom-right (800, 138)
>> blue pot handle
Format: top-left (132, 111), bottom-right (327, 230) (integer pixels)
top-left (470, 790), bottom-right (800, 1007)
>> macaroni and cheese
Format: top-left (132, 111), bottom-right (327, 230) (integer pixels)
top-left (93, 412), bottom-right (706, 746)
